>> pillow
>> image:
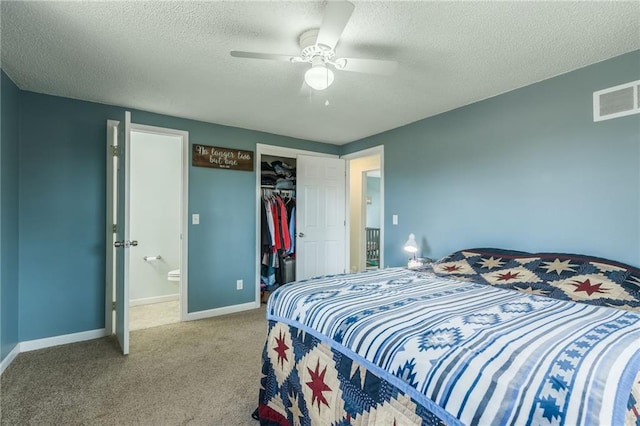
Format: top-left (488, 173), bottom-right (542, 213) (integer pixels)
top-left (431, 248), bottom-right (640, 311)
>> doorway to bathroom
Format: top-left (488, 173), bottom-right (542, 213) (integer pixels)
top-left (106, 117), bottom-right (189, 354)
top-left (127, 126), bottom-right (185, 331)
top-left (107, 124), bottom-right (188, 338)
top-left (129, 124), bottom-right (184, 330)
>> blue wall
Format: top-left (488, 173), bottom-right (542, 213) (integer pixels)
top-left (18, 93), bottom-right (338, 341)
top-left (343, 50), bottom-right (640, 268)
top-left (6, 50), bottom-right (640, 344)
top-left (131, 111), bottom-right (338, 312)
top-left (1, 70), bottom-right (20, 360)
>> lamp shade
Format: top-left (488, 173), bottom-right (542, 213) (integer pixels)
top-left (304, 64), bottom-right (334, 91)
top-left (403, 233), bottom-right (418, 253)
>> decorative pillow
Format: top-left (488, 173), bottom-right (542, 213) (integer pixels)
top-left (431, 248), bottom-right (640, 311)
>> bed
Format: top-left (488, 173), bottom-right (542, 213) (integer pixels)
top-left (257, 248), bottom-right (640, 425)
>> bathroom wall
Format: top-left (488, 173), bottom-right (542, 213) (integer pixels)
top-left (129, 131), bottom-right (182, 304)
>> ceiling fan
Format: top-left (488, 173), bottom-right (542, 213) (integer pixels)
top-left (230, 0), bottom-right (398, 91)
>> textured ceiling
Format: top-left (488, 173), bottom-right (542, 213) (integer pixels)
top-left (1, 1), bottom-right (639, 145)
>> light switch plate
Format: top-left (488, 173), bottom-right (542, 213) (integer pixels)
top-left (192, 214), bottom-right (200, 225)
top-left (392, 215), bottom-right (398, 225)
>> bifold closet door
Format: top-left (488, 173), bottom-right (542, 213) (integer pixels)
top-left (296, 155), bottom-right (346, 280)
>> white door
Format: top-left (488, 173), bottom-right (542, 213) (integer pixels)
top-left (296, 155), bottom-right (346, 279)
top-left (106, 111), bottom-right (133, 355)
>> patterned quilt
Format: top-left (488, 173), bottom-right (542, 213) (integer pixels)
top-left (430, 249), bottom-right (640, 311)
top-left (259, 266), bottom-right (640, 426)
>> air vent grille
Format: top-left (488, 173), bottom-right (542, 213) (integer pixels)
top-left (593, 80), bottom-right (640, 122)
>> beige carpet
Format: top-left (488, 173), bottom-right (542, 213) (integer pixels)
top-left (1, 306), bottom-right (267, 426)
top-left (130, 300), bottom-right (180, 331)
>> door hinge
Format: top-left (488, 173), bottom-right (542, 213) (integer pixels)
top-left (112, 224), bottom-right (117, 233)
top-left (111, 145), bottom-right (118, 157)
top-left (112, 301), bottom-right (116, 310)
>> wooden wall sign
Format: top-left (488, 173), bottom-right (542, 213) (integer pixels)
top-left (192, 144), bottom-right (254, 171)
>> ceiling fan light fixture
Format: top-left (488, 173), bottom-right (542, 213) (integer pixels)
top-left (304, 64), bottom-right (334, 91)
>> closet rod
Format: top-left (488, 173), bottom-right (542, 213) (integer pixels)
top-left (262, 188), bottom-right (295, 197)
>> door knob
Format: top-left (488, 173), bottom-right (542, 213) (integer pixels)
top-left (114, 241), bottom-right (124, 248)
top-left (298, 232), bottom-right (305, 238)
top-left (129, 240), bottom-right (138, 247)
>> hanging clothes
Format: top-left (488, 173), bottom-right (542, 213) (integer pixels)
top-left (260, 191), bottom-right (296, 290)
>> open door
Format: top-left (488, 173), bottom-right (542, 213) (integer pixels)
top-left (296, 155), bottom-right (346, 280)
top-left (107, 111), bottom-right (133, 355)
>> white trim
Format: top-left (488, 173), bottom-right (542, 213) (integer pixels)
top-left (254, 143), bottom-right (338, 305)
top-left (128, 123), bottom-right (189, 323)
top-left (184, 301), bottom-right (259, 322)
top-left (130, 294), bottom-right (179, 307)
top-left (20, 329), bottom-right (107, 353)
top-left (0, 344), bottom-right (20, 376)
top-left (342, 145), bottom-right (385, 270)
top-left (122, 111), bottom-right (132, 355)
top-left (593, 79), bottom-right (640, 122)
top-left (341, 145), bottom-right (384, 160)
top-left (181, 130), bottom-right (189, 322)
top-left (360, 170), bottom-right (369, 271)
top-left (255, 143), bottom-right (339, 160)
top-left (105, 120), bottom-right (118, 336)
top-left (379, 148), bottom-right (385, 268)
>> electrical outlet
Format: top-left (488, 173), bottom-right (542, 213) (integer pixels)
top-left (236, 279), bottom-right (243, 290)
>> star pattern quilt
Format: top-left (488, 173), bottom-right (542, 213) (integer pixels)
top-left (430, 249), bottom-right (640, 311)
top-left (258, 260), bottom-right (640, 426)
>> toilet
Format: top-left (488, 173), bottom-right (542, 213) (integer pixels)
top-left (167, 269), bottom-right (180, 283)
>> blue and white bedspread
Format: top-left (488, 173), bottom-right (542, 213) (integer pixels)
top-left (266, 267), bottom-right (640, 425)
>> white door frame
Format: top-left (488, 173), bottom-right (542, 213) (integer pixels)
top-left (129, 123), bottom-right (190, 322)
top-left (360, 170), bottom-right (369, 271)
top-left (106, 122), bottom-right (189, 332)
top-left (105, 120), bottom-right (118, 336)
top-left (342, 145), bottom-right (385, 270)
top-left (255, 144), bottom-right (338, 303)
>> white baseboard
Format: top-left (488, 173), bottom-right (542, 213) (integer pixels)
top-left (130, 294), bottom-right (179, 307)
top-left (185, 301), bottom-right (260, 321)
top-left (20, 328), bottom-right (107, 353)
top-left (0, 344), bottom-right (20, 375)
top-left (1, 300), bottom-right (259, 375)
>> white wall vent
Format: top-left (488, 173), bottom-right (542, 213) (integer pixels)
top-left (593, 80), bottom-right (640, 122)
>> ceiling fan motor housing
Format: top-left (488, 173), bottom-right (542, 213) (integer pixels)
top-left (299, 29), bottom-right (335, 63)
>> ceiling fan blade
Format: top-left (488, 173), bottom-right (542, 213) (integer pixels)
top-left (230, 51), bottom-right (297, 62)
top-left (335, 58), bottom-right (398, 75)
top-left (316, 0), bottom-right (355, 50)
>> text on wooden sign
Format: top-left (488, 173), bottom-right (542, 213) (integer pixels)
top-left (192, 144), bottom-right (254, 171)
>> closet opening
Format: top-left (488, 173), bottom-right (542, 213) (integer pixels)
top-left (255, 144), bottom-right (345, 305)
top-left (259, 155), bottom-right (297, 302)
